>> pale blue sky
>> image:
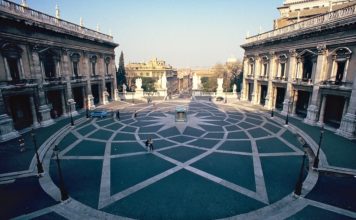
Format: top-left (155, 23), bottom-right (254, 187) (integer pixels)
top-left (20, 0), bottom-right (281, 68)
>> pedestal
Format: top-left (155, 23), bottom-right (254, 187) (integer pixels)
top-left (157, 89), bottom-right (167, 97)
top-left (103, 91), bottom-right (109, 105)
top-left (135, 89), bottom-right (143, 98)
top-left (114, 89), bottom-right (119, 101)
top-left (0, 114), bottom-right (19, 142)
top-left (68, 99), bottom-right (78, 116)
top-left (38, 105), bottom-right (55, 127)
top-left (87, 95), bottom-right (95, 110)
top-left (336, 113), bottom-right (356, 139)
top-left (216, 88), bottom-right (223, 97)
top-left (281, 99), bottom-right (290, 116)
top-left (304, 104), bottom-right (318, 125)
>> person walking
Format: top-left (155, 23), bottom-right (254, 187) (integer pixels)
top-left (116, 110), bottom-right (120, 120)
top-left (149, 138), bottom-right (154, 151)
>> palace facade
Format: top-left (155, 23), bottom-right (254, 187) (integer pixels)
top-left (0, 0), bottom-right (118, 141)
top-left (241, 0), bottom-right (356, 139)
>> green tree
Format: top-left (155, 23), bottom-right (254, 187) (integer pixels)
top-left (142, 77), bottom-right (157, 92)
top-left (201, 76), bottom-right (217, 92)
top-left (116, 51), bottom-right (127, 89)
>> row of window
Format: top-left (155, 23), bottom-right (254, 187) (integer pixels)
top-left (1, 43), bottom-right (113, 82)
top-left (246, 47), bottom-right (351, 83)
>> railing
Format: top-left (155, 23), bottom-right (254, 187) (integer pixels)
top-left (105, 74), bottom-right (114, 80)
top-left (245, 3), bottom-right (356, 44)
top-left (71, 75), bottom-right (85, 82)
top-left (0, 0), bottom-right (113, 43)
top-left (0, 78), bottom-right (37, 87)
top-left (293, 78), bottom-right (313, 85)
top-left (45, 76), bottom-right (63, 84)
top-left (91, 75), bottom-right (102, 81)
top-left (258, 75), bottom-right (268, 80)
top-left (320, 80), bottom-right (352, 87)
top-left (274, 76), bottom-right (288, 81)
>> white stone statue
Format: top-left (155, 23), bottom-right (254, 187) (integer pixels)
top-left (192, 73), bottom-right (198, 90)
top-left (122, 84), bottom-right (127, 93)
top-left (161, 73), bottom-right (167, 89)
top-left (217, 78), bottom-right (223, 90)
top-left (136, 78), bottom-right (142, 90)
top-left (233, 84), bottom-right (237, 93)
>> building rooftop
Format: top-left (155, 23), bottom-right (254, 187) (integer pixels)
top-left (0, 0), bottom-right (115, 44)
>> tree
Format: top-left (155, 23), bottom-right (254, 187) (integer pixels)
top-left (116, 51), bottom-right (127, 90)
top-left (201, 76), bottom-right (217, 92)
top-left (142, 77), bottom-right (157, 92)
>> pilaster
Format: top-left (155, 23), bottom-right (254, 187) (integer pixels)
top-left (282, 49), bottom-right (296, 115)
top-left (252, 55), bottom-right (260, 104)
top-left (304, 44), bottom-right (327, 125)
top-left (265, 52), bottom-right (275, 109)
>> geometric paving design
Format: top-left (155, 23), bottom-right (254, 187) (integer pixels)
top-left (48, 100), bottom-right (311, 219)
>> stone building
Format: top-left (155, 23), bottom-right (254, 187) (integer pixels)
top-left (126, 58), bottom-right (177, 93)
top-left (0, 0), bottom-right (118, 141)
top-left (241, 0), bottom-right (356, 139)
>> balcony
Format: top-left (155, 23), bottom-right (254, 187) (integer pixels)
top-left (246, 74), bottom-right (254, 79)
top-left (45, 76), bottom-right (63, 85)
top-left (320, 80), bottom-right (352, 89)
top-left (105, 74), bottom-right (114, 80)
top-left (91, 75), bottom-right (102, 81)
top-left (293, 78), bottom-right (313, 85)
top-left (258, 75), bottom-right (269, 81)
top-left (273, 76), bottom-right (288, 82)
top-left (244, 3), bottom-right (356, 45)
top-left (0, 0), bottom-right (114, 43)
top-left (0, 78), bottom-right (37, 88)
top-left (71, 75), bottom-right (85, 82)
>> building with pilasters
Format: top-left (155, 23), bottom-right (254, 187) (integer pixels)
top-left (0, 0), bottom-right (118, 141)
top-left (241, 0), bottom-right (356, 139)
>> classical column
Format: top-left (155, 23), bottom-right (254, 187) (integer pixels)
top-left (61, 90), bottom-right (67, 116)
top-left (0, 88), bottom-right (19, 142)
top-left (31, 47), bottom-right (54, 127)
top-left (265, 52), bottom-right (276, 109)
top-left (241, 57), bottom-right (249, 101)
top-left (304, 44), bottom-right (327, 125)
top-left (83, 52), bottom-right (95, 109)
top-left (317, 95), bottom-right (326, 126)
top-left (112, 56), bottom-right (119, 101)
top-left (291, 90), bottom-right (298, 115)
top-left (337, 76), bottom-right (356, 138)
top-left (97, 55), bottom-right (107, 105)
top-left (252, 55), bottom-right (260, 104)
top-left (282, 49), bottom-right (296, 115)
top-left (62, 49), bottom-right (77, 115)
top-left (29, 95), bottom-right (40, 128)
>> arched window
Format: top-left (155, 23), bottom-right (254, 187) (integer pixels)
top-left (71, 53), bottom-right (80, 77)
top-left (1, 43), bottom-right (23, 82)
top-left (90, 55), bottom-right (97, 76)
top-left (330, 47), bottom-right (352, 84)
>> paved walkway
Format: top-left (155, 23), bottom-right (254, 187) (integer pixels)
top-left (1, 99), bottom-right (355, 219)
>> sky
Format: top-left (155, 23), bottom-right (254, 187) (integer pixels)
top-left (19, 0), bottom-right (281, 68)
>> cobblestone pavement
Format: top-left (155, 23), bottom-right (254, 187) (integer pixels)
top-left (1, 99), bottom-right (355, 219)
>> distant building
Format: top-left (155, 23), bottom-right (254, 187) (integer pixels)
top-left (275, 0), bottom-right (355, 28)
top-left (241, 1), bottom-right (356, 139)
top-left (0, 0), bottom-right (118, 141)
top-left (126, 58), bottom-right (177, 93)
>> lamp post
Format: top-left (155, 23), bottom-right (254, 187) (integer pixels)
top-left (294, 151), bottom-right (306, 196)
top-left (313, 126), bottom-right (325, 169)
top-left (53, 145), bottom-right (69, 201)
top-left (31, 129), bottom-right (44, 175)
top-left (68, 101), bottom-right (74, 126)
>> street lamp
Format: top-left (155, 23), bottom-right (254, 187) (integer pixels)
top-left (31, 129), bottom-right (44, 176)
top-left (68, 101), bottom-right (74, 126)
top-left (53, 145), bottom-right (69, 201)
top-left (294, 151), bottom-right (306, 197)
top-left (313, 126), bottom-right (325, 169)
